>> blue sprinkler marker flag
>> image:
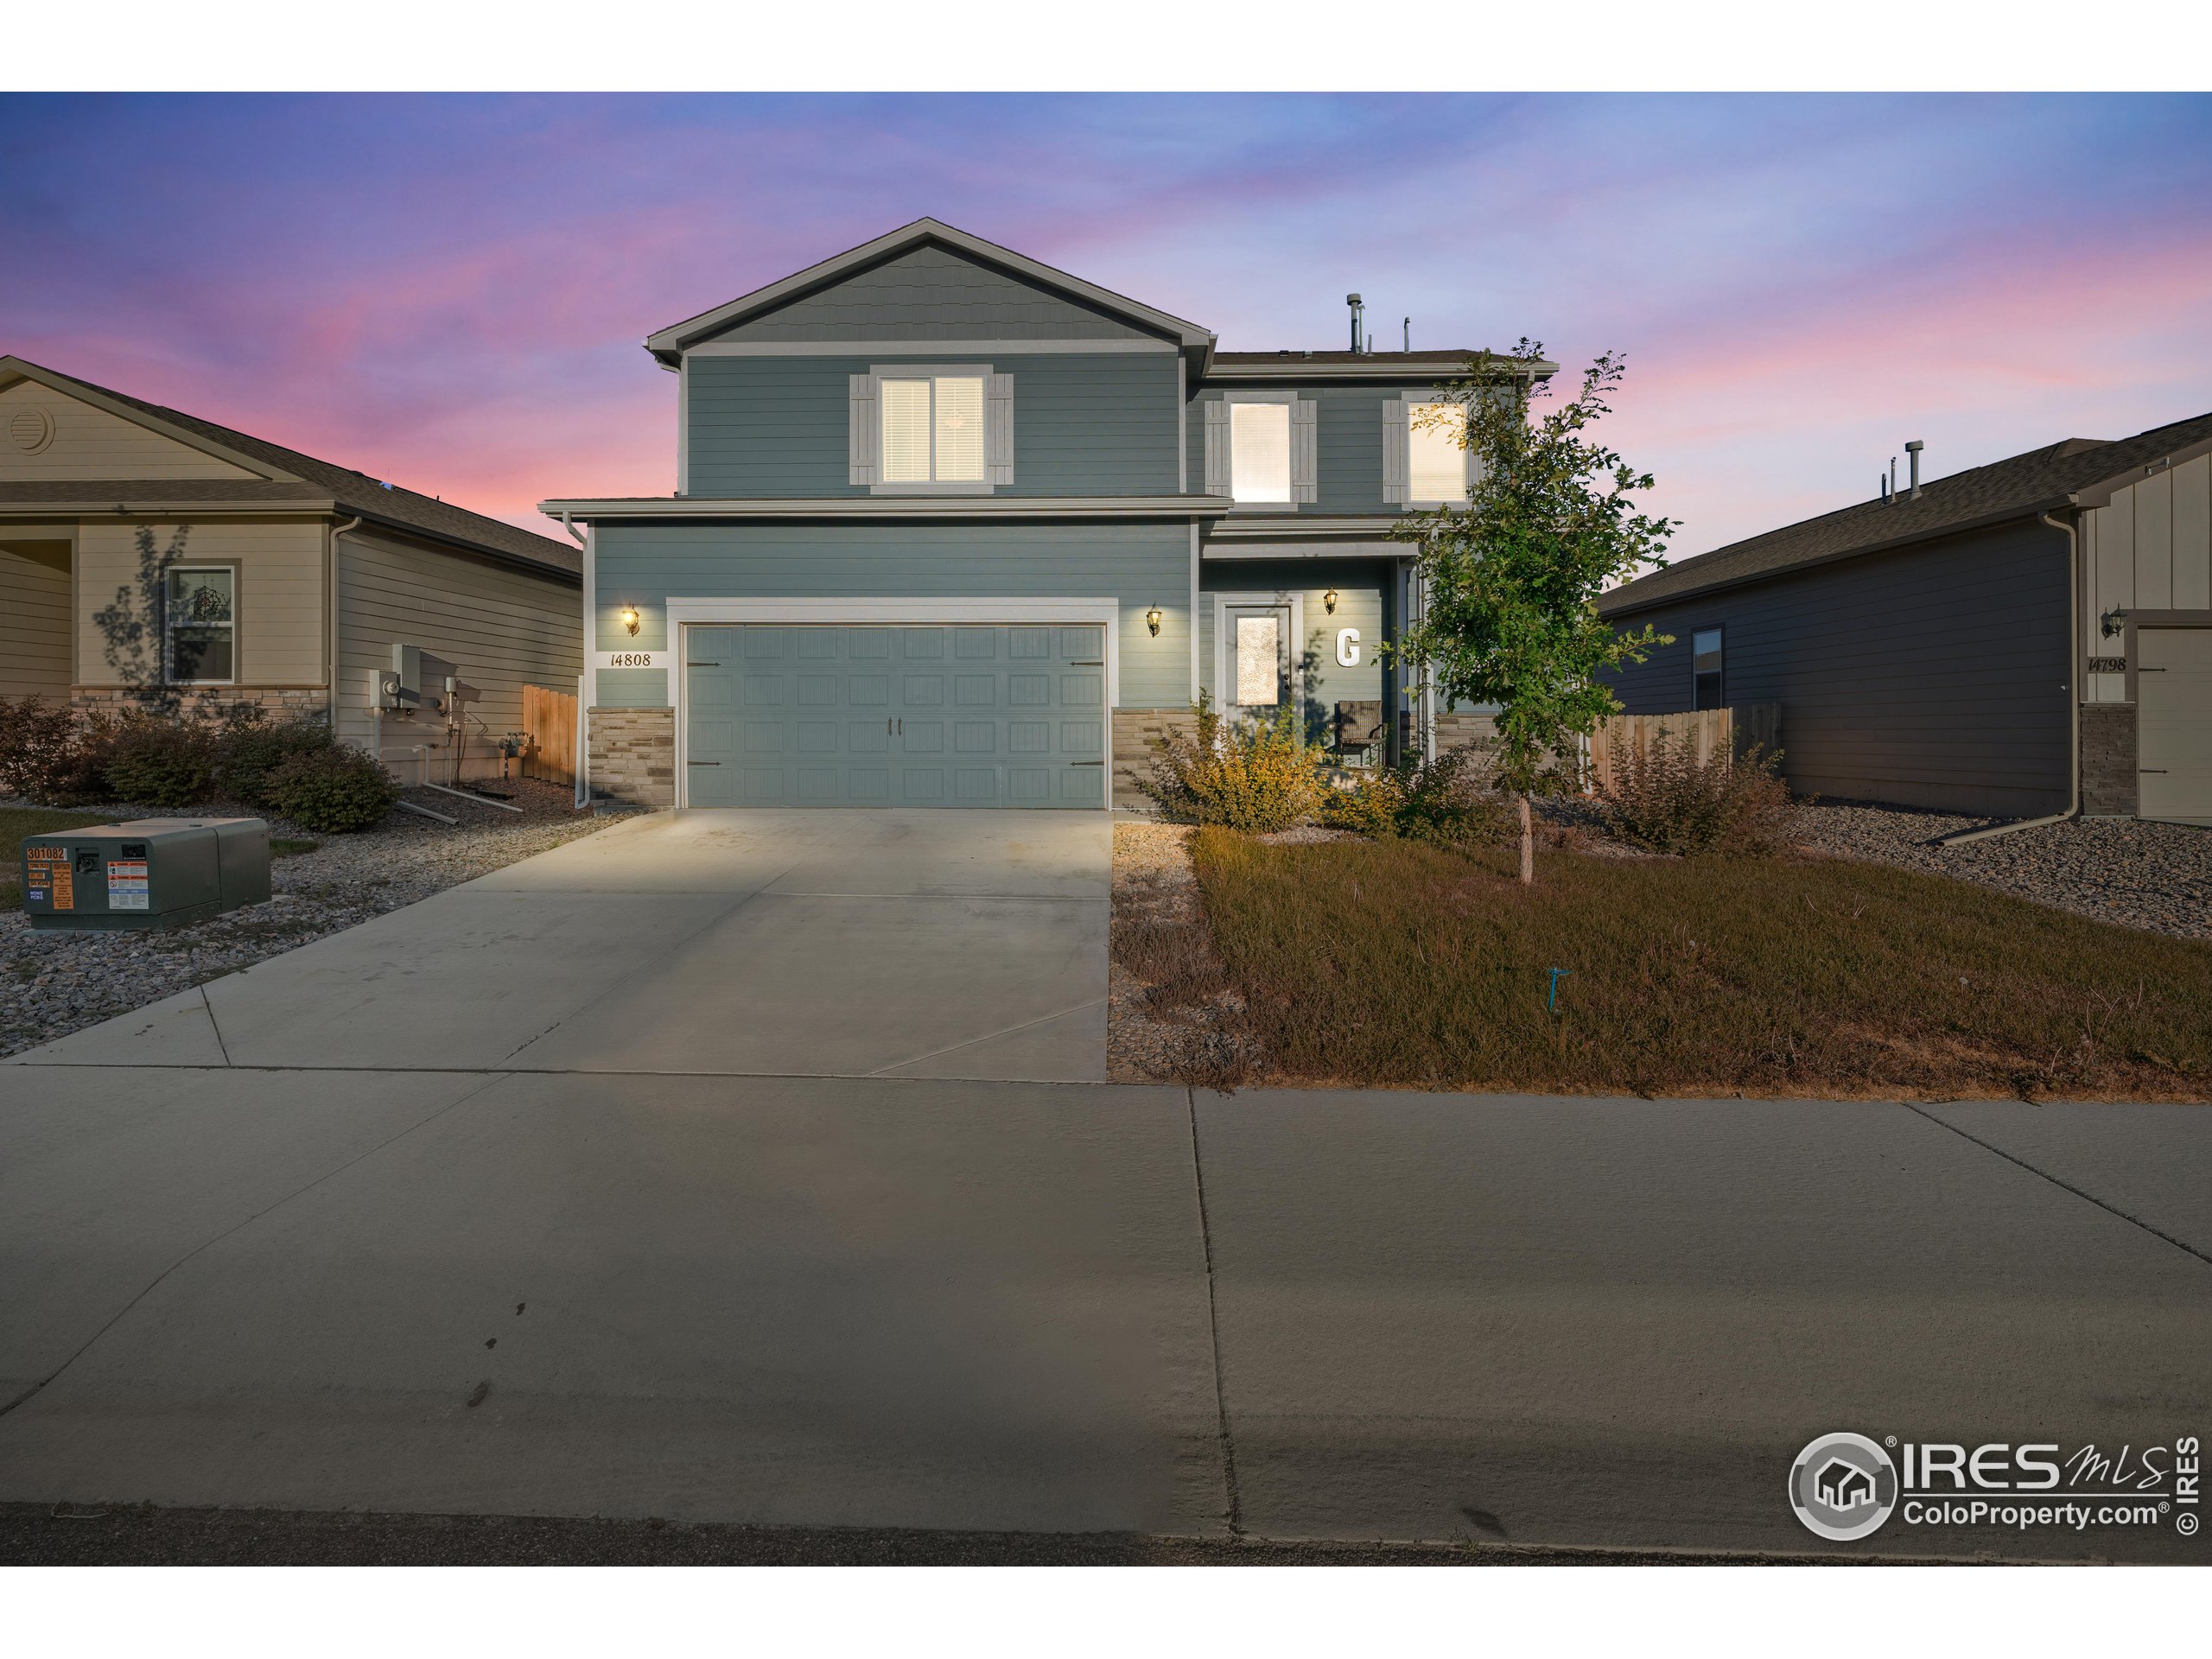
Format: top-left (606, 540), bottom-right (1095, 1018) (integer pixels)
top-left (1547, 968), bottom-right (1571, 1013)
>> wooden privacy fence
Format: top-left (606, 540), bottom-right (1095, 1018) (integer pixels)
top-left (1587, 703), bottom-right (1780, 793)
top-left (521, 683), bottom-right (576, 785)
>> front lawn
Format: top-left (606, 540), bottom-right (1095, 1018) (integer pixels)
top-left (1152, 830), bottom-right (2212, 1100)
top-left (1, 806), bottom-right (116, 911)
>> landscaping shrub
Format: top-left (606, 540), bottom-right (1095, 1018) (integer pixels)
top-left (102, 712), bottom-right (218, 809)
top-left (0, 698), bottom-right (122, 807)
top-left (217, 711), bottom-right (335, 807)
top-left (262, 745), bottom-right (398, 833)
top-left (1319, 747), bottom-right (1515, 848)
top-left (1594, 729), bottom-right (1795, 855)
top-left (1141, 699), bottom-right (1324, 833)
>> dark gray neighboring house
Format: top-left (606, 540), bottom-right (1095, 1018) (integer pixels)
top-left (1597, 412), bottom-right (2212, 824)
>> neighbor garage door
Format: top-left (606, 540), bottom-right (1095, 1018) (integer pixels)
top-left (683, 624), bottom-right (1107, 808)
top-left (2138, 626), bottom-right (2212, 825)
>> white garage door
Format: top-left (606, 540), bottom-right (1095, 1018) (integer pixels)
top-left (2139, 626), bottom-right (2212, 824)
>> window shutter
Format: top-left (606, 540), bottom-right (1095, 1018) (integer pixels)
top-left (986, 372), bottom-right (1014, 486)
top-left (1381, 397), bottom-right (1408, 505)
top-left (1464, 436), bottom-right (1484, 497)
top-left (1290, 398), bottom-right (1319, 504)
top-left (1203, 399), bottom-right (1230, 496)
top-left (848, 372), bottom-right (877, 487)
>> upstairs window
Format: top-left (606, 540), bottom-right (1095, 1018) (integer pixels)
top-left (881, 373), bottom-right (985, 484)
top-left (165, 567), bottom-right (235, 683)
top-left (850, 366), bottom-right (1011, 493)
top-left (1693, 627), bottom-right (1724, 710)
top-left (1230, 402), bottom-right (1292, 503)
top-left (1408, 403), bottom-right (1470, 504)
top-left (1204, 396), bottom-right (1316, 505)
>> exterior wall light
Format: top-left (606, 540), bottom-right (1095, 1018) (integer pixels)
top-left (1323, 588), bottom-right (1339, 614)
top-left (620, 606), bottom-right (641, 637)
top-left (1145, 605), bottom-right (1162, 637)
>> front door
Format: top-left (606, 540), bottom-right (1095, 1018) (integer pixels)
top-left (1219, 599), bottom-right (1294, 728)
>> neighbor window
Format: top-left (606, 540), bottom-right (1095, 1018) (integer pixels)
top-left (1693, 628), bottom-right (1723, 710)
top-left (166, 567), bottom-right (235, 683)
top-left (880, 373), bottom-right (985, 484)
top-left (1408, 403), bottom-right (1469, 503)
top-left (1230, 401), bottom-right (1292, 503)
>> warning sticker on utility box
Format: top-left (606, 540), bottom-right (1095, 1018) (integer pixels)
top-left (27, 847), bottom-right (71, 909)
top-left (106, 859), bottom-right (149, 911)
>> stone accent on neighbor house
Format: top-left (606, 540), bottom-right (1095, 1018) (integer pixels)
top-left (2080, 701), bottom-right (2138, 817)
top-left (72, 685), bottom-right (333, 722)
top-left (588, 705), bottom-right (675, 808)
top-left (1112, 708), bottom-right (1195, 810)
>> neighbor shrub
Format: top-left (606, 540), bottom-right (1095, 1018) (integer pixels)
top-left (1319, 746), bottom-right (1515, 848)
top-left (217, 711), bottom-right (335, 807)
top-left (262, 744), bottom-right (399, 834)
top-left (0, 699), bottom-right (126, 807)
top-left (1141, 698), bottom-right (1325, 833)
top-left (1594, 729), bottom-right (1796, 855)
top-left (102, 712), bottom-right (219, 808)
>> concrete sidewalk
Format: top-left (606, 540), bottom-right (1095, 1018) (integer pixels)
top-left (2, 1068), bottom-right (2204, 1561)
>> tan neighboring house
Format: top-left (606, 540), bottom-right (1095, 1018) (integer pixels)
top-left (0, 355), bottom-right (581, 783)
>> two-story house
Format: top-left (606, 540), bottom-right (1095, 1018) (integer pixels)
top-left (543, 219), bottom-right (1545, 810)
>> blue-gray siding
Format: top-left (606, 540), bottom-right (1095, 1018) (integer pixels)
top-left (696, 245), bottom-right (1156, 343)
top-left (592, 521), bottom-right (1192, 710)
top-left (688, 353), bottom-right (1179, 498)
top-left (1603, 519), bottom-right (2072, 816)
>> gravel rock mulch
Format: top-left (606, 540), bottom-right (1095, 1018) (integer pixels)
top-left (1108, 821), bottom-right (1262, 1086)
top-left (3, 777), bottom-right (611, 1058)
top-left (1787, 802), bottom-right (2211, 942)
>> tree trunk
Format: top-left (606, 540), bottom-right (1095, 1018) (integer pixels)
top-left (1518, 791), bottom-right (1535, 885)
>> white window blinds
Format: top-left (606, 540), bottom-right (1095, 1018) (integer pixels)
top-left (880, 378), bottom-right (932, 483)
top-left (1230, 401), bottom-right (1291, 503)
top-left (1408, 403), bottom-right (1469, 503)
top-left (871, 372), bottom-right (990, 486)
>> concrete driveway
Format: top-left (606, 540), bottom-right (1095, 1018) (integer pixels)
top-left (13, 808), bottom-right (1111, 1084)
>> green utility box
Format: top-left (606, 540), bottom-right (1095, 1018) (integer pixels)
top-left (20, 817), bottom-right (270, 931)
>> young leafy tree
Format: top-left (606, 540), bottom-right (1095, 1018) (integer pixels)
top-left (1389, 340), bottom-right (1675, 883)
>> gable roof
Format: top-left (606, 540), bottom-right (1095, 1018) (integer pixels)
top-left (643, 218), bottom-right (1216, 370)
top-left (1599, 409), bottom-right (2212, 618)
top-left (0, 356), bottom-right (579, 578)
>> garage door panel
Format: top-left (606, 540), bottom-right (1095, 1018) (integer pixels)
top-left (683, 620), bottom-right (1107, 810)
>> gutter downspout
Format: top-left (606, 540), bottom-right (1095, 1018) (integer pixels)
top-left (327, 515), bottom-right (361, 742)
top-left (1936, 506), bottom-right (2082, 847)
top-left (562, 512), bottom-right (590, 810)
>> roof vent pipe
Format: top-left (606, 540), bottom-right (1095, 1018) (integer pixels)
top-left (1347, 293), bottom-right (1364, 353)
top-left (1403, 317), bottom-right (1411, 352)
top-left (1905, 438), bottom-right (1924, 499)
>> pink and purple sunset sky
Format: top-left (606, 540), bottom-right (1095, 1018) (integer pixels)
top-left (4, 92), bottom-right (2209, 555)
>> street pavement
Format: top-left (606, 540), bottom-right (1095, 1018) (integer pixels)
top-left (2, 1069), bottom-right (2204, 1561)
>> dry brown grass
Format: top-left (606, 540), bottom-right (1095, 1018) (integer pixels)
top-left (1151, 830), bottom-right (2212, 1100)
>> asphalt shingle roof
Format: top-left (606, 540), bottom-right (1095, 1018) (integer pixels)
top-left (2, 359), bottom-right (578, 578)
top-left (1599, 409), bottom-right (2212, 617)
